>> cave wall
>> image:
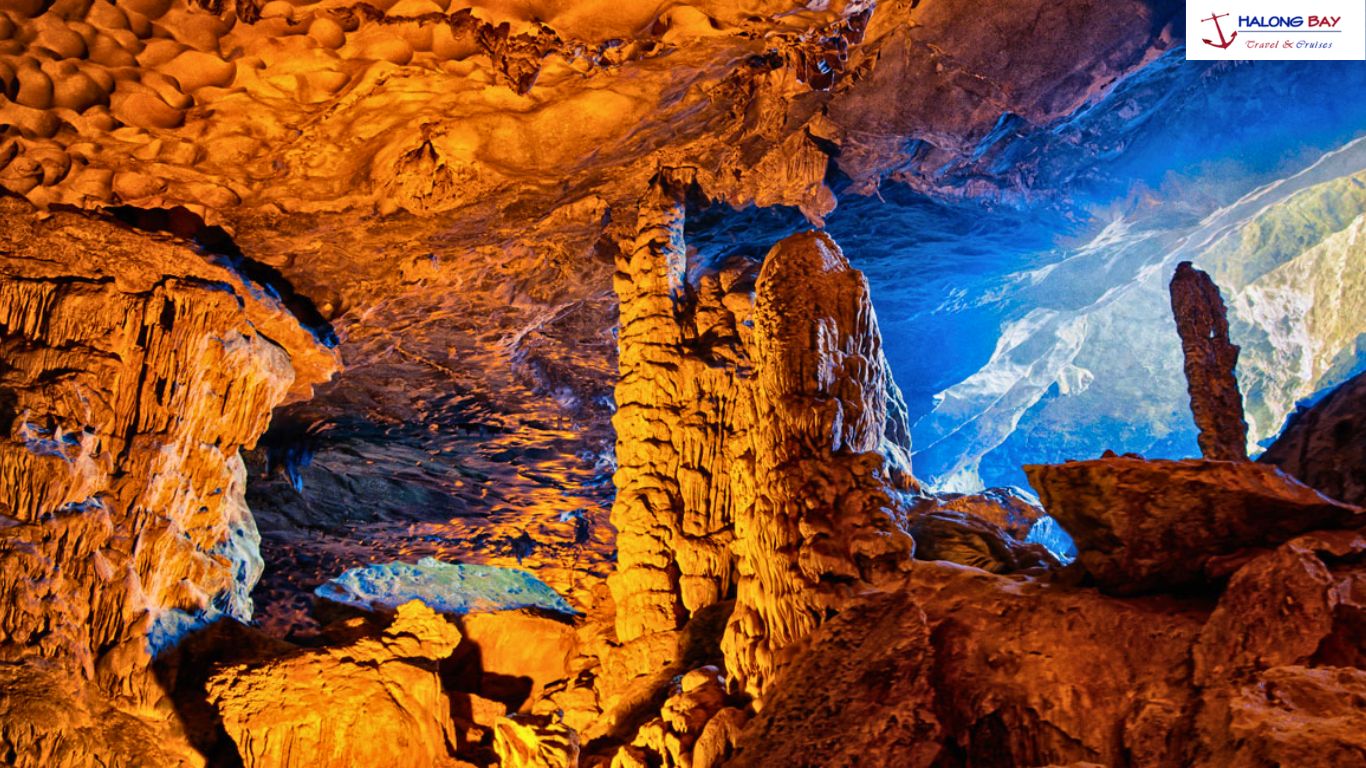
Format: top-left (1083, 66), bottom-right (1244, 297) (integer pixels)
top-left (0, 198), bottom-right (336, 728)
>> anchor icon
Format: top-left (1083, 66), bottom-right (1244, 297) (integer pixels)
top-left (1202, 12), bottom-right (1238, 49)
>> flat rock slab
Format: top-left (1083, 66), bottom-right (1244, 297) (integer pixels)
top-left (1025, 457), bottom-right (1361, 594)
top-left (315, 556), bottom-right (578, 617)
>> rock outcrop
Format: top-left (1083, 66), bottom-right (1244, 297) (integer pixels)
top-left (0, 196), bottom-right (336, 760)
top-left (728, 594), bottom-right (942, 768)
top-left (728, 520), bottom-right (1366, 767)
top-left (1026, 456), bottom-right (1360, 593)
top-left (206, 600), bottom-right (462, 768)
top-left (1170, 261), bottom-right (1249, 461)
top-left (1262, 370), bottom-right (1366, 506)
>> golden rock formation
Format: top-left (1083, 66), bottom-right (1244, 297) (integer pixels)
top-left (493, 714), bottom-right (581, 768)
top-left (0, 196), bottom-right (336, 765)
top-left (608, 208), bottom-right (915, 704)
top-left (206, 600), bottom-right (462, 768)
top-left (723, 231), bottom-right (914, 701)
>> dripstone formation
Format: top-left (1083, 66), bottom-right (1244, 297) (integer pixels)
top-left (1, 0), bottom-right (1364, 766)
top-left (1170, 260), bottom-right (1249, 461)
top-left (0, 199), bottom-right (336, 764)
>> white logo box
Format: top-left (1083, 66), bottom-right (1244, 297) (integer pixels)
top-left (1187, 0), bottom-right (1366, 60)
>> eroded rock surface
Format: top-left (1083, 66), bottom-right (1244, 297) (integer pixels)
top-left (0, 196), bottom-right (335, 763)
top-left (724, 231), bottom-right (915, 700)
top-left (1026, 456), bottom-right (1360, 593)
top-left (206, 600), bottom-right (462, 768)
top-left (1170, 261), bottom-right (1249, 461)
top-left (1262, 370), bottom-right (1366, 506)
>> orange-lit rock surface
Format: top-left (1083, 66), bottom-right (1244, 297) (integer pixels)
top-left (0, 196), bottom-right (335, 765)
top-left (206, 600), bottom-right (462, 768)
top-left (1026, 456), bottom-right (1361, 593)
top-left (13, 0), bottom-right (1366, 766)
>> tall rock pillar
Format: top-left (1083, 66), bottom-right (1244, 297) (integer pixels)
top-left (1169, 261), bottom-right (1248, 461)
top-left (722, 231), bottom-right (914, 702)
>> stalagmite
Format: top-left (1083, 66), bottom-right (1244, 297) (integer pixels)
top-left (606, 220), bottom-right (916, 714)
top-left (1170, 261), bottom-right (1249, 461)
top-left (722, 231), bottom-right (914, 702)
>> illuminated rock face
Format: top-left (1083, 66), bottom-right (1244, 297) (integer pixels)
top-left (206, 600), bottom-right (462, 768)
top-left (724, 231), bottom-right (914, 700)
top-left (609, 214), bottom-right (914, 701)
top-left (0, 199), bottom-right (335, 720)
top-left (1026, 457), bottom-right (1360, 594)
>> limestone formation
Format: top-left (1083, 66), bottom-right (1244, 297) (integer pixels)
top-left (608, 179), bottom-right (735, 645)
top-left (1170, 261), bottom-right (1249, 461)
top-left (1026, 456), bottom-right (1360, 593)
top-left (906, 508), bottom-right (1057, 573)
top-left (206, 600), bottom-right (463, 768)
top-left (610, 666), bottom-right (735, 768)
top-left (728, 594), bottom-right (943, 768)
top-left (493, 714), bottom-right (581, 768)
top-left (1261, 370), bottom-right (1366, 506)
top-left (607, 195), bottom-right (916, 703)
top-left (723, 231), bottom-right (915, 701)
top-left (0, 196), bottom-right (336, 752)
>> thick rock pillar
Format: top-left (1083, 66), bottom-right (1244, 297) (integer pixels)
top-left (722, 231), bottom-right (914, 701)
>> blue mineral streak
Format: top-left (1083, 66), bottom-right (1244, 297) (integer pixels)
top-left (315, 557), bottom-right (579, 616)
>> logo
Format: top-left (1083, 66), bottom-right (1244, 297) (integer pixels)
top-left (1201, 12), bottom-right (1237, 48)
top-left (1187, 0), bottom-right (1365, 60)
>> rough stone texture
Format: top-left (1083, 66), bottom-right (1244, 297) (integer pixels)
top-left (610, 665), bottom-right (734, 768)
top-left (933, 487), bottom-right (1045, 541)
top-left (608, 180), bottom-right (745, 646)
top-left (905, 508), bottom-right (1057, 574)
top-left (727, 593), bottom-right (943, 768)
top-left (1262, 370), bottom-right (1366, 506)
top-left (1170, 261), bottom-right (1249, 461)
top-left (1026, 456), bottom-right (1361, 593)
top-left (1191, 529), bottom-right (1366, 766)
top-left (206, 600), bottom-right (463, 768)
top-left (722, 231), bottom-right (915, 701)
top-left (0, 658), bottom-right (205, 768)
top-left (452, 609), bottom-right (578, 710)
top-left (908, 562), bottom-right (1205, 767)
top-left (0, 0), bottom-right (1178, 645)
top-left (0, 197), bottom-right (336, 763)
top-left (606, 201), bottom-right (916, 702)
top-left (493, 714), bottom-right (581, 768)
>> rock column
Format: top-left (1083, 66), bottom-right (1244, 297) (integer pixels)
top-left (1170, 261), bottom-right (1248, 461)
top-left (722, 231), bottom-right (914, 702)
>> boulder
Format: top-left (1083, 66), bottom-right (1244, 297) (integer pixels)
top-left (206, 600), bottom-right (463, 768)
top-left (493, 714), bottom-right (580, 768)
top-left (1025, 456), bottom-right (1360, 593)
top-left (728, 591), bottom-right (943, 768)
top-left (1261, 370), bottom-right (1366, 506)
